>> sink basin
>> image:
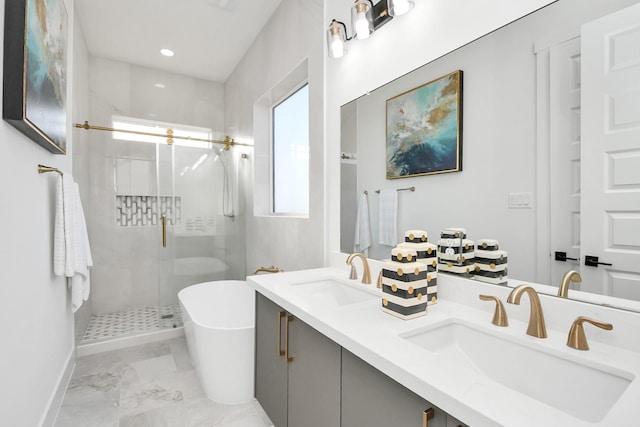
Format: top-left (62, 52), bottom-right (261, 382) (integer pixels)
top-left (401, 320), bottom-right (634, 422)
top-left (288, 278), bottom-right (379, 308)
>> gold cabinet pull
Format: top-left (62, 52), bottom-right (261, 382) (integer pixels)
top-left (278, 311), bottom-right (286, 356)
top-left (161, 215), bottom-right (167, 248)
top-left (422, 408), bottom-right (434, 427)
top-left (285, 315), bottom-right (295, 363)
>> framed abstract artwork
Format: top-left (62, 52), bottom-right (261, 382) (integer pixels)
top-left (386, 70), bottom-right (463, 179)
top-left (3, 0), bottom-right (69, 154)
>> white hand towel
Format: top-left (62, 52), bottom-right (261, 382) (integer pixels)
top-left (70, 181), bottom-right (93, 311)
top-left (378, 189), bottom-right (398, 246)
top-left (354, 192), bottom-right (372, 255)
top-left (54, 174), bottom-right (93, 312)
top-left (54, 174), bottom-right (76, 276)
top-left (53, 175), bottom-right (67, 276)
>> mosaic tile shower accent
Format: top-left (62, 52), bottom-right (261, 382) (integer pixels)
top-left (81, 305), bottom-right (183, 342)
top-left (116, 195), bottom-right (182, 227)
top-left (184, 216), bottom-right (216, 232)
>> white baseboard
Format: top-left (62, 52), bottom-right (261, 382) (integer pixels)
top-left (40, 346), bottom-right (76, 427)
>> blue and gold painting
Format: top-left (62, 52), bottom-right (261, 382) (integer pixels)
top-left (25, 0), bottom-right (68, 152)
top-left (386, 70), bottom-right (462, 179)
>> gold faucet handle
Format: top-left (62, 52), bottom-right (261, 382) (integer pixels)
top-left (346, 252), bottom-right (372, 284)
top-left (479, 295), bottom-right (509, 327)
top-left (253, 266), bottom-right (283, 275)
top-left (349, 263), bottom-right (358, 280)
top-left (567, 316), bottom-right (613, 350)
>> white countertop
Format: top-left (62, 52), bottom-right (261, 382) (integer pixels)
top-left (247, 266), bottom-right (640, 427)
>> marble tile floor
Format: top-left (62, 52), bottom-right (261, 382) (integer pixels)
top-left (55, 336), bottom-right (273, 427)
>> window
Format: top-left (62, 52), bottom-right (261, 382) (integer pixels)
top-left (111, 116), bottom-right (214, 149)
top-left (271, 84), bottom-right (309, 215)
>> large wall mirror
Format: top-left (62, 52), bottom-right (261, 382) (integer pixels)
top-left (340, 0), bottom-right (640, 310)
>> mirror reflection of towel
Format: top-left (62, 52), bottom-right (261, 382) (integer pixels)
top-left (354, 192), bottom-right (371, 256)
top-left (378, 189), bottom-right (397, 246)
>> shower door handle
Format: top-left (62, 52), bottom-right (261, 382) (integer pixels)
top-left (161, 215), bottom-right (167, 248)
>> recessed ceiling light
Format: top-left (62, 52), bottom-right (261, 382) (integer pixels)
top-left (155, 83), bottom-right (165, 89)
top-left (160, 48), bottom-right (174, 57)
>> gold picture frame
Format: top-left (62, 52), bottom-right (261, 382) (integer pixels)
top-left (3, 0), bottom-right (69, 154)
top-left (386, 70), bottom-right (463, 179)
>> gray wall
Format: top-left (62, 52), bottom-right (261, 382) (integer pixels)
top-left (346, 7), bottom-right (542, 274)
top-left (225, 0), bottom-right (324, 273)
top-left (336, 0), bottom-right (639, 282)
top-left (0, 0), bottom-right (77, 425)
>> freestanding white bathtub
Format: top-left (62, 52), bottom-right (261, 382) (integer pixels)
top-left (178, 280), bottom-right (255, 404)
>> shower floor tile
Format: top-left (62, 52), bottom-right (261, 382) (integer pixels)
top-left (81, 305), bottom-right (183, 343)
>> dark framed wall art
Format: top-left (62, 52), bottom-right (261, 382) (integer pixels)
top-left (386, 70), bottom-right (463, 179)
top-left (3, 0), bottom-right (69, 154)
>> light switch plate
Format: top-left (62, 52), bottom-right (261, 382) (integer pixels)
top-left (508, 192), bottom-right (533, 209)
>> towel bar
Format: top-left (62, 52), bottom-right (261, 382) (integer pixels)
top-left (374, 186), bottom-right (415, 194)
top-left (37, 164), bottom-right (63, 175)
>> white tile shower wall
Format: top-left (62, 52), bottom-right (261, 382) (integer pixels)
top-left (225, 0), bottom-right (325, 273)
top-left (115, 195), bottom-right (182, 227)
top-left (87, 57), bottom-right (228, 316)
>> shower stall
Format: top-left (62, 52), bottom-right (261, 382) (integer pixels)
top-left (74, 59), bottom-right (245, 345)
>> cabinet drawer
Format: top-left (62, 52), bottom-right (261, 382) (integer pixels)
top-left (341, 348), bottom-right (447, 427)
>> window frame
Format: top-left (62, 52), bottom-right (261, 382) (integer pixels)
top-left (269, 81), bottom-right (310, 216)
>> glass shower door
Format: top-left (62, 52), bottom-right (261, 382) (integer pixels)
top-left (156, 142), bottom-right (178, 327)
top-left (156, 140), bottom-right (229, 328)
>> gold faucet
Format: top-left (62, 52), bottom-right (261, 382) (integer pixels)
top-left (507, 285), bottom-right (547, 338)
top-left (567, 316), bottom-right (613, 350)
top-left (252, 266), bottom-right (283, 274)
top-left (346, 253), bottom-right (372, 284)
top-left (558, 270), bottom-right (582, 298)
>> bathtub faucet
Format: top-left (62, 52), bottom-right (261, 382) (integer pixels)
top-left (253, 266), bottom-right (284, 274)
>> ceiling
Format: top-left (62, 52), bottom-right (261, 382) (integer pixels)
top-left (75, 0), bottom-right (282, 83)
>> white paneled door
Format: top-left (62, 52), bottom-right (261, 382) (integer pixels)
top-left (549, 37), bottom-right (582, 287)
top-left (581, 2), bottom-right (640, 300)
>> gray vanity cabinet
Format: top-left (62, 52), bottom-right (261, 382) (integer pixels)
top-left (447, 415), bottom-right (468, 427)
top-left (255, 293), bottom-right (341, 427)
top-left (341, 348), bottom-right (448, 427)
top-left (255, 294), bottom-right (288, 427)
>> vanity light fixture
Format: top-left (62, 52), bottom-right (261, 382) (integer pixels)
top-left (160, 48), bottom-right (175, 57)
top-left (352, 0), bottom-right (374, 40)
top-left (327, 19), bottom-right (349, 58)
top-left (327, 0), bottom-right (408, 58)
top-left (388, 0), bottom-right (414, 16)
